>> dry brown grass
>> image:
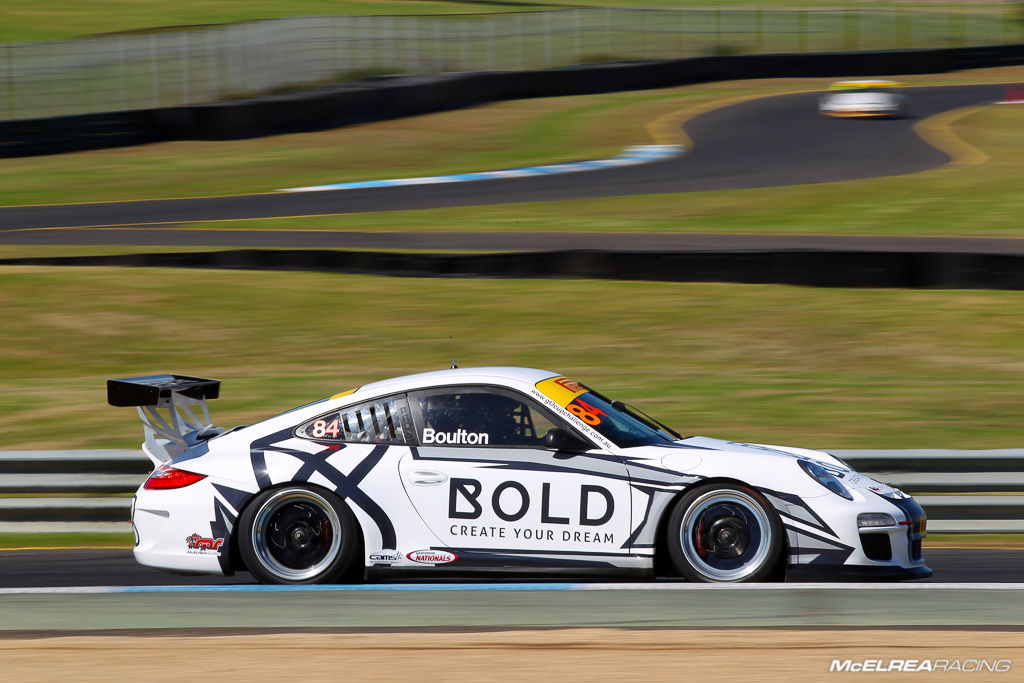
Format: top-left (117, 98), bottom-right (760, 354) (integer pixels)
top-left (0, 629), bottom-right (1020, 682)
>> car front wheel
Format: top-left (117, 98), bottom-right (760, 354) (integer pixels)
top-left (666, 483), bottom-right (783, 583)
top-left (239, 485), bottom-right (360, 584)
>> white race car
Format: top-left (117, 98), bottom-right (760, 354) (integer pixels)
top-left (109, 367), bottom-right (930, 584)
top-left (819, 80), bottom-right (907, 118)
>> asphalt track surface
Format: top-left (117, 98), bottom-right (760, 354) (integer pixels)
top-left (0, 548), bottom-right (1018, 588)
top-left (0, 83), bottom-right (1017, 252)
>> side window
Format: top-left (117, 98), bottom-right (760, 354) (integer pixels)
top-left (408, 386), bottom-right (566, 448)
top-left (296, 394), bottom-right (415, 445)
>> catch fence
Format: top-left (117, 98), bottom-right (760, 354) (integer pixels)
top-left (2, 5), bottom-right (1022, 120)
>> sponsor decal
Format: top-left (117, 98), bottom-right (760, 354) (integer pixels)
top-left (553, 377), bottom-right (584, 393)
top-left (529, 386), bottom-right (615, 451)
top-left (446, 479), bottom-right (606, 532)
top-left (185, 532), bottom-right (225, 555)
top-left (406, 549), bottom-right (458, 564)
top-left (448, 524), bottom-right (614, 544)
top-left (422, 427), bottom-right (489, 446)
top-left (535, 376), bottom-right (587, 407)
top-left (369, 549), bottom-right (402, 565)
top-left (829, 659), bottom-right (1012, 673)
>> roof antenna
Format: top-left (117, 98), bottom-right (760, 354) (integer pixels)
top-left (449, 336), bottom-right (458, 369)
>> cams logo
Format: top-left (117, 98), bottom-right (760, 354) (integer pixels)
top-left (369, 549), bottom-right (402, 565)
top-left (422, 428), bottom-right (489, 446)
top-left (185, 533), bottom-right (224, 555)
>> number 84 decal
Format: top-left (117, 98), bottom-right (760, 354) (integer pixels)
top-left (568, 399), bottom-right (605, 425)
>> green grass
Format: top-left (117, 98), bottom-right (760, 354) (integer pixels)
top-left (2, 2), bottom-right (1015, 42)
top-left (2, 267), bottom-right (1024, 451)
top-left (0, 1), bottom-right (527, 42)
top-left (926, 534), bottom-right (1024, 548)
top-left (4, 68), bottom-right (1024, 241)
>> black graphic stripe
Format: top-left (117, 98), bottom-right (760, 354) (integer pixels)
top-left (756, 485), bottom-right (837, 538)
top-left (783, 523), bottom-right (855, 565)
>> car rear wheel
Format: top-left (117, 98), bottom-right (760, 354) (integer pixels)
top-left (667, 483), bottom-right (783, 583)
top-left (239, 485), bottom-right (359, 584)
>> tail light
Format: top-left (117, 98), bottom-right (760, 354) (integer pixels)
top-left (144, 464), bottom-right (207, 490)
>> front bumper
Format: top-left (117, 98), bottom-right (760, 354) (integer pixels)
top-left (788, 563), bottom-right (932, 582)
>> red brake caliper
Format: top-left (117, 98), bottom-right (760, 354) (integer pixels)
top-left (694, 518), bottom-right (708, 558)
top-left (321, 519), bottom-right (333, 549)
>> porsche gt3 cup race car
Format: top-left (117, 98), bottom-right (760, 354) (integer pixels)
top-left (109, 367), bottom-right (930, 584)
top-left (818, 80), bottom-right (907, 118)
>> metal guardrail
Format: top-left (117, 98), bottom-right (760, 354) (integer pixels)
top-left (0, 448), bottom-right (1020, 534)
top-left (3, 7), bottom-right (1022, 121)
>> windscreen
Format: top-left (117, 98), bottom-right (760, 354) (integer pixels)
top-left (535, 376), bottom-right (678, 448)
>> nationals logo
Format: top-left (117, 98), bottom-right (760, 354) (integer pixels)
top-left (406, 550), bottom-right (458, 565)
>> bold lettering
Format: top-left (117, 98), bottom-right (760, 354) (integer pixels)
top-left (580, 485), bottom-right (614, 526)
top-left (492, 481), bottom-right (529, 522)
top-left (829, 661), bottom-right (852, 673)
top-left (449, 478), bottom-right (483, 519)
top-left (540, 483), bottom-right (570, 524)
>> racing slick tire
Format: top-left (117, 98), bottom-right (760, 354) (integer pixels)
top-left (667, 483), bottom-right (783, 583)
top-left (239, 485), bottom-right (360, 584)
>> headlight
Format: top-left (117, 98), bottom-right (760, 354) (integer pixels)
top-left (798, 459), bottom-right (853, 500)
top-left (858, 513), bottom-right (897, 528)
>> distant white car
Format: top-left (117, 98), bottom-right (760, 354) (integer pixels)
top-left (110, 367), bottom-right (931, 584)
top-left (819, 80), bottom-right (907, 118)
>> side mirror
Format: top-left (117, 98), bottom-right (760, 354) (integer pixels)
top-left (543, 428), bottom-right (590, 453)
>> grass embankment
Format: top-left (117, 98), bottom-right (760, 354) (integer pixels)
top-left (1, 267), bottom-right (1023, 451)
top-left (3, 1), bottom-right (1011, 42)
top-left (3, 68), bottom-right (1023, 239)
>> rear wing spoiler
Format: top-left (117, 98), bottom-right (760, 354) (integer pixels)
top-left (107, 374), bottom-right (221, 465)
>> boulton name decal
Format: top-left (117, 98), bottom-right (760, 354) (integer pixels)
top-left (422, 428), bottom-right (490, 446)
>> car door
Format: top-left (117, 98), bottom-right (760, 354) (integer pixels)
top-left (397, 385), bottom-right (633, 563)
